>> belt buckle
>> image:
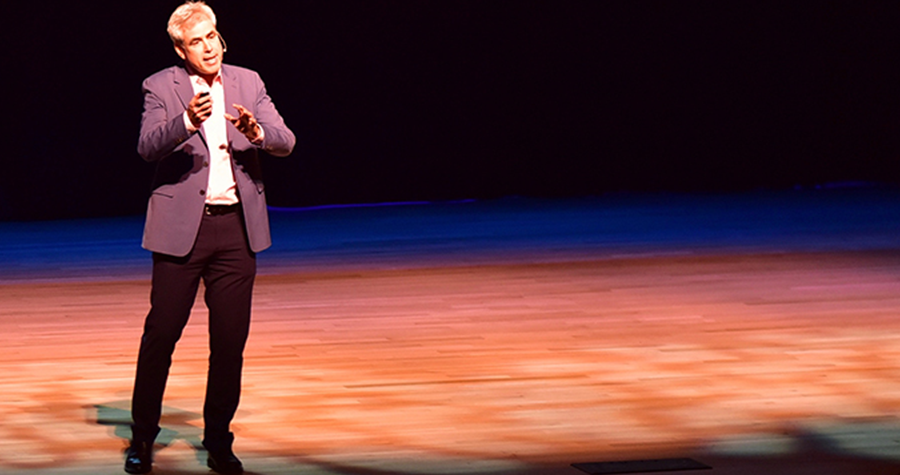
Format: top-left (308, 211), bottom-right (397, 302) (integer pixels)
top-left (205, 204), bottom-right (236, 216)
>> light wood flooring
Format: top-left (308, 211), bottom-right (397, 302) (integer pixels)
top-left (2, 193), bottom-right (900, 474)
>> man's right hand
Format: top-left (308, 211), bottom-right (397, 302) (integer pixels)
top-left (187, 91), bottom-right (212, 128)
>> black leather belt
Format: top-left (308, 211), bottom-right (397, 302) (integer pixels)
top-left (204, 204), bottom-right (240, 216)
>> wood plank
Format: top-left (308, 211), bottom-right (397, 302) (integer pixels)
top-left (1, 252), bottom-right (900, 473)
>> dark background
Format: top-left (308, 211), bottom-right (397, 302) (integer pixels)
top-left (2, 1), bottom-right (899, 221)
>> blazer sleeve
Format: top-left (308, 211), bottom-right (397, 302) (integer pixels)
top-left (137, 75), bottom-right (193, 163)
top-left (250, 71), bottom-right (296, 157)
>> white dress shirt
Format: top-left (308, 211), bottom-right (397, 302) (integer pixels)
top-left (183, 73), bottom-right (239, 206)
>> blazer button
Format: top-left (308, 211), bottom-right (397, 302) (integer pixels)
top-left (203, 161), bottom-right (209, 167)
top-left (199, 189), bottom-right (206, 195)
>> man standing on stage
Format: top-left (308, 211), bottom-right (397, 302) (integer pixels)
top-left (125, 2), bottom-right (295, 473)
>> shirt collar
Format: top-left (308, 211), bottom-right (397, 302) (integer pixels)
top-left (186, 66), bottom-right (223, 89)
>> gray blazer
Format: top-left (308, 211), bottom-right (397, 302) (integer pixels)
top-left (138, 64), bottom-right (295, 256)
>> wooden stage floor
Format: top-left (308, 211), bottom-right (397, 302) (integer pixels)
top-left (2, 189), bottom-right (900, 474)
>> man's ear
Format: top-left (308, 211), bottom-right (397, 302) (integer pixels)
top-left (174, 44), bottom-right (186, 60)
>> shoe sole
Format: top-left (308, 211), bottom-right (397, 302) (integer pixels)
top-left (207, 457), bottom-right (243, 474)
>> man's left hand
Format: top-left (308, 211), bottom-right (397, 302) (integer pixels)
top-left (225, 104), bottom-right (262, 142)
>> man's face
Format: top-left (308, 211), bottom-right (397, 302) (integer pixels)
top-left (174, 18), bottom-right (223, 79)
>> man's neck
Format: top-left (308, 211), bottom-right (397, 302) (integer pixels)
top-left (185, 63), bottom-right (220, 86)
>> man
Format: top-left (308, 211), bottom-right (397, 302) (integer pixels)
top-left (125, 2), bottom-right (295, 474)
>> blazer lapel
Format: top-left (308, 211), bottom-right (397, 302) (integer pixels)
top-left (173, 65), bottom-right (208, 147)
top-left (173, 66), bottom-right (195, 112)
top-left (223, 65), bottom-right (241, 145)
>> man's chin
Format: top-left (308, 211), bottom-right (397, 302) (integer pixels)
top-left (188, 60), bottom-right (221, 77)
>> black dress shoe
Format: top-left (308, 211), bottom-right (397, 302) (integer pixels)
top-left (207, 448), bottom-right (243, 474)
top-left (124, 441), bottom-right (153, 474)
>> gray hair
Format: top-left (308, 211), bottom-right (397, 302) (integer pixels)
top-left (167, 1), bottom-right (217, 45)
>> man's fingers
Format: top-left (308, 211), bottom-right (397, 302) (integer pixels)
top-left (224, 105), bottom-right (260, 140)
top-left (224, 113), bottom-right (249, 127)
top-left (192, 101), bottom-right (212, 117)
top-left (192, 97), bottom-right (211, 112)
top-left (189, 100), bottom-right (213, 127)
top-left (232, 104), bottom-right (255, 120)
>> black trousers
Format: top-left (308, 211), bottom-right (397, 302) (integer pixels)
top-left (131, 208), bottom-right (256, 452)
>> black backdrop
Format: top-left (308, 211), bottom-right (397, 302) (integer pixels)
top-left (3, 1), bottom-right (899, 221)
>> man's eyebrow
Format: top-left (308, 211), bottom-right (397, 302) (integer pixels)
top-left (185, 28), bottom-right (216, 43)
